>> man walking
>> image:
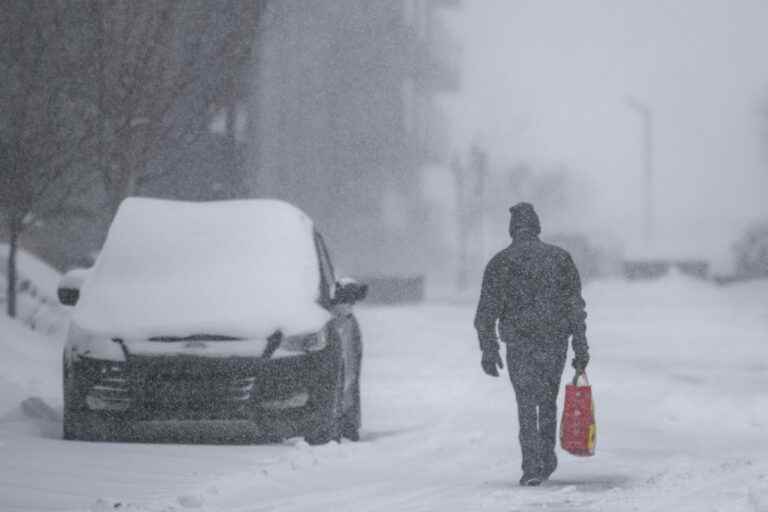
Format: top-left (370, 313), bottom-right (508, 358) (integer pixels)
top-left (474, 202), bottom-right (589, 486)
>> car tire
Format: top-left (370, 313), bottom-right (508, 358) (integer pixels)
top-left (62, 403), bottom-right (78, 441)
top-left (62, 354), bottom-right (82, 441)
top-left (341, 376), bottom-right (361, 442)
top-left (304, 354), bottom-right (344, 446)
top-left (341, 330), bottom-right (362, 442)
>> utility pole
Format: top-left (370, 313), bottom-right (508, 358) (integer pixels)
top-left (625, 96), bottom-right (654, 244)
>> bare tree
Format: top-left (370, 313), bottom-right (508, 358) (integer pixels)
top-left (0, 1), bottom-right (97, 317)
top-left (90, 0), bottom-right (267, 214)
top-left (0, 1), bottom-right (268, 316)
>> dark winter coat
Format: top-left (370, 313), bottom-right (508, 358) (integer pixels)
top-left (474, 226), bottom-right (588, 359)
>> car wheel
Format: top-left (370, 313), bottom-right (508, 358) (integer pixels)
top-left (304, 357), bottom-right (344, 446)
top-left (341, 376), bottom-right (361, 442)
top-left (341, 325), bottom-right (362, 442)
top-left (62, 354), bottom-right (82, 440)
top-left (62, 395), bottom-right (77, 440)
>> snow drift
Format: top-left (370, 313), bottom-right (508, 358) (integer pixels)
top-left (0, 244), bottom-right (68, 335)
top-left (72, 198), bottom-right (330, 340)
top-left (0, 315), bottom-right (61, 415)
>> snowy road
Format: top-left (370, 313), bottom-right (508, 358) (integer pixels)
top-left (1, 275), bottom-right (768, 511)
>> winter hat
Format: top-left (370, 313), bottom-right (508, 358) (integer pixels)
top-left (508, 202), bottom-right (541, 237)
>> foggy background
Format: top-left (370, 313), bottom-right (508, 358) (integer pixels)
top-left (3, 0), bottom-right (768, 305)
top-left (443, 0), bottom-right (768, 273)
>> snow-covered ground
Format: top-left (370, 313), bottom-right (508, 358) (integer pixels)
top-left (1, 274), bottom-right (767, 511)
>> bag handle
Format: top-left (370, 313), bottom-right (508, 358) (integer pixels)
top-left (572, 370), bottom-right (590, 387)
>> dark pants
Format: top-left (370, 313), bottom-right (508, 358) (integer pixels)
top-left (506, 343), bottom-right (566, 477)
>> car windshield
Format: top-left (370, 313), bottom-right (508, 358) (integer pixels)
top-left (72, 198), bottom-right (331, 340)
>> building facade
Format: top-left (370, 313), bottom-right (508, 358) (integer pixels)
top-left (247, 0), bottom-right (459, 277)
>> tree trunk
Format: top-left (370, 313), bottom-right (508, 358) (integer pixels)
top-left (6, 219), bottom-right (21, 318)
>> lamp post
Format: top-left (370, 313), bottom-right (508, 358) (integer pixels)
top-left (625, 96), bottom-right (654, 244)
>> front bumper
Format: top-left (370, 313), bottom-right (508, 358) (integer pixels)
top-left (70, 351), bottom-right (331, 434)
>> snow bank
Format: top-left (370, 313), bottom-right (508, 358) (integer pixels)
top-left (72, 198), bottom-right (330, 340)
top-left (0, 243), bottom-right (62, 299)
top-left (0, 243), bottom-right (68, 335)
top-left (0, 315), bottom-right (61, 415)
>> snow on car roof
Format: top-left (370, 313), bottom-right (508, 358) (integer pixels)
top-left (72, 197), bottom-right (330, 340)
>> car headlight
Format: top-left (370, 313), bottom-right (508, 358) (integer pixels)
top-left (282, 329), bottom-right (328, 353)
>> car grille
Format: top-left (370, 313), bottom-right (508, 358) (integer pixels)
top-left (82, 351), bottom-right (315, 419)
top-left (127, 355), bottom-right (260, 414)
top-left (85, 364), bottom-right (131, 411)
top-left (142, 375), bottom-right (257, 405)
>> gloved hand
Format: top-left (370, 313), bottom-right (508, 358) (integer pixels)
top-left (481, 349), bottom-right (504, 377)
top-left (572, 352), bottom-right (590, 373)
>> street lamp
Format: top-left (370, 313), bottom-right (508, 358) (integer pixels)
top-left (625, 96), bottom-right (654, 244)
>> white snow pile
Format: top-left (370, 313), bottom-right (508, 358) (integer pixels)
top-left (0, 243), bottom-right (68, 336)
top-left (72, 198), bottom-right (330, 340)
top-left (0, 243), bottom-right (62, 299)
top-left (0, 314), bottom-right (60, 416)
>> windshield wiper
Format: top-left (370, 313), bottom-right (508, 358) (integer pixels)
top-left (148, 334), bottom-right (240, 342)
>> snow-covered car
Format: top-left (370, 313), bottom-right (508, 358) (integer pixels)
top-left (61, 198), bottom-right (367, 444)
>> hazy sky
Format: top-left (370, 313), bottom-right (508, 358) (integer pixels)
top-left (444, 0), bottom-right (768, 268)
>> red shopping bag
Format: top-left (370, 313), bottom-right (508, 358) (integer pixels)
top-left (560, 371), bottom-right (596, 457)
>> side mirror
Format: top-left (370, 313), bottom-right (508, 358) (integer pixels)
top-left (57, 268), bottom-right (89, 307)
top-left (57, 287), bottom-right (79, 306)
top-left (333, 278), bottom-right (368, 305)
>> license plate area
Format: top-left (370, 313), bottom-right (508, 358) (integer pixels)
top-left (128, 356), bottom-right (259, 411)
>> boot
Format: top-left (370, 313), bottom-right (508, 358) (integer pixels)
top-left (542, 451), bottom-right (558, 481)
top-left (519, 473), bottom-right (543, 486)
